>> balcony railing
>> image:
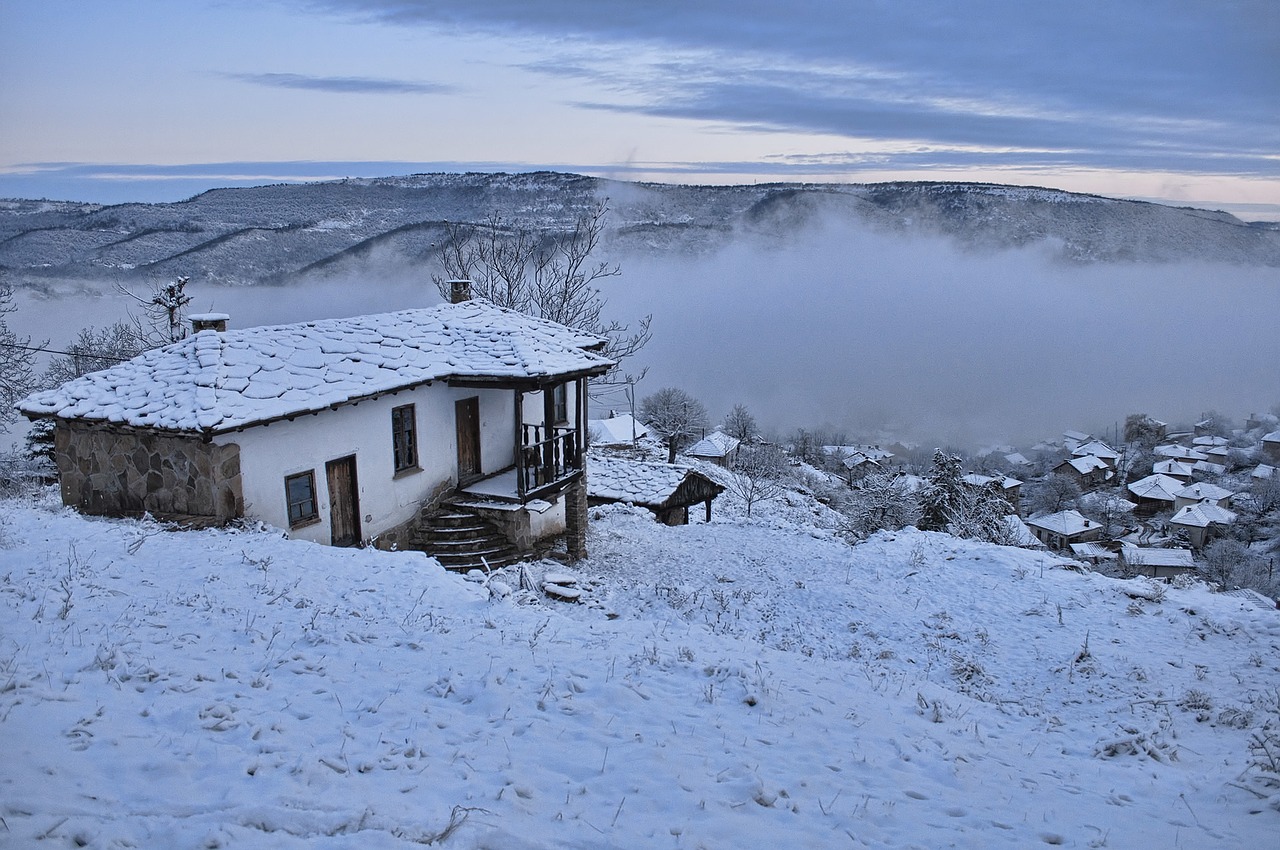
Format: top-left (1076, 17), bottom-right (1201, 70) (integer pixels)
top-left (517, 425), bottom-right (580, 499)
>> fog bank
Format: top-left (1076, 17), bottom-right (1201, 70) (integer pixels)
top-left (9, 224), bottom-right (1279, 450)
top-left (605, 225), bottom-right (1280, 447)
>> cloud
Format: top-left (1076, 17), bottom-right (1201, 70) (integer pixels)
top-left (227, 71), bottom-right (455, 95)
top-left (312, 1), bottom-right (1280, 179)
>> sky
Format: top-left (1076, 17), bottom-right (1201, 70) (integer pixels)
top-left (2, 0), bottom-right (1278, 218)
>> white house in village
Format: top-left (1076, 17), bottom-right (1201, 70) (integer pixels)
top-left (18, 287), bottom-right (614, 557)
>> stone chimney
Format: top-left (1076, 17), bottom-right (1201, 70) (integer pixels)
top-left (449, 279), bottom-right (472, 304)
top-left (190, 313), bottom-right (229, 333)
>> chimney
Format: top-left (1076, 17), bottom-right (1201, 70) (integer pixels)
top-left (190, 313), bottom-right (229, 333)
top-left (449, 279), bottom-right (472, 304)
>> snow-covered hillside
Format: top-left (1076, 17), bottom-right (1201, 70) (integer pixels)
top-left (2, 491), bottom-right (1278, 848)
top-left (2, 174), bottom-right (1277, 290)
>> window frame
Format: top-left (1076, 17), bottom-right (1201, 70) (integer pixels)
top-left (391, 403), bottom-right (419, 473)
top-left (552, 383), bottom-right (568, 425)
top-left (285, 470), bottom-right (319, 528)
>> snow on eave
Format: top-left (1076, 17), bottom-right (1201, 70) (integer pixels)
top-left (17, 299), bottom-right (615, 435)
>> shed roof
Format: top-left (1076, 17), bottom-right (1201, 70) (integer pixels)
top-left (687, 431), bottom-right (741, 459)
top-left (587, 455), bottom-right (723, 509)
top-left (1174, 482), bottom-right (1233, 503)
top-left (1121, 546), bottom-right (1195, 568)
top-left (18, 299), bottom-right (613, 435)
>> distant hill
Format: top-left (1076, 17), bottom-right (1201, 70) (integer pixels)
top-left (2, 172), bottom-right (1277, 290)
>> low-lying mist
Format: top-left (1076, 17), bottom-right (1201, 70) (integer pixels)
top-left (11, 222), bottom-right (1279, 451)
top-left (604, 223), bottom-right (1280, 448)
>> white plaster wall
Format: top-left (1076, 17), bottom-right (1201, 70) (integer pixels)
top-left (218, 383), bottom-right (516, 545)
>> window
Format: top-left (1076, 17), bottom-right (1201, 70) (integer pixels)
top-left (392, 404), bottom-right (418, 472)
top-left (285, 470), bottom-right (318, 527)
top-left (553, 383), bottom-right (568, 424)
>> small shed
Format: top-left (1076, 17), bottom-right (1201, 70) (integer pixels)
top-left (685, 431), bottom-right (741, 468)
top-left (1120, 545), bottom-right (1196, 580)
top-left (588, 455), bottom-right (725, 525)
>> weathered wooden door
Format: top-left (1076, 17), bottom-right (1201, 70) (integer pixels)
top-left (325, 455), bottom-right (361, 547)
top-left (455, 397), bottom-right (482, 482)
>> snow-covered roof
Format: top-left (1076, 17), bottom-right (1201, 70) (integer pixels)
top-left (1063, 430), bottom-right (1092, 443)
top-left (1026, 509), bottom-right (1097, 537)
top-left (1121, 546), bottom-right (1195, 568)
top-left (1058, 455), bottom-right (1109, 475)
top-left (588, 414), bottom-right (648, 446)
top-left (1253, 464), bottom-right (1277, 479)
top-left (1261, 430), bottom-right (1280, 443)
top-left (18, 299), bottom-right (614, 435)
top-left (1192, 460), bottom-right (1228, 476)
top-left (961, 473), bottom-right (1021, 490)
top-left (1127, 474), bottom-right (1184, 502)
top-left (587, 455), bottom-right (722, 507)
top-left (1003, 452), bottom-right (1031, 467)
top-left (1152, 460), bottom-right (1194, 478)
top-left (687, 431), bottom-right (741, 459)
top-left (1072, 440), bottom-right (1118, 460)
top-left (1069, 542), bottom-right (1116, 560)
top-left (1174, 482), bottom-right (1233, 503)
top-left (1170, 502), bottom-right (1237, 529)
top-left (1154, 445), bottom-right (1209, 462)
top-left (1192, 435), bottom-right (1229, 447)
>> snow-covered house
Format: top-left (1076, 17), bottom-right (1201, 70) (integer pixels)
top-left (1127, 473), bottom-right (1184, 516)
top-left (1169, 502), bottom-right (1237, 550)
top-left (1264, 431), bottom-right (1280, 462)
top-left (18, 292), bottom-right (614, 554)
top-left (686, 430), bottom-right (741, 467)
top-left (1025, 509), bottom-right (1104, 551)
top-left (1152, 459), bottom-right (1195, 482)
top-left (1053, 455), bottom-right (1111, 492)
top-left (961, 473), bottom-right (1023, 515)
top-left (587, 455), bottom-right (724, 525)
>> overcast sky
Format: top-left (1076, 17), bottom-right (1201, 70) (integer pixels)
top-left (2, 0), bottom-right (1278, 216)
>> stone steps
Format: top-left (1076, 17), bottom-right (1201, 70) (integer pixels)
top-left (409, 510), bottom-right (523, 572)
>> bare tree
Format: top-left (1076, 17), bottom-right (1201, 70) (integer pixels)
top-left (848, 471), bottom-right (918, 537)
top-left (433, 200), bottom-right (651, 375)
top-left (722, 404), bottom-right (758, 443)
top-left (0, 285), bottom-right (40, 434)
top-left (640, 387), bottom-right (708, 464)
top-left (1023, 474), bottom-right (1082, 516)
top-left (727, 444), bottom-right (789, 517)
top-left (42, 322), bottom-right (146, 387)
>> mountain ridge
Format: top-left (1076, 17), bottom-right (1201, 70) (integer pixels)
top-left (2, 172), bottom-right (1277, 290)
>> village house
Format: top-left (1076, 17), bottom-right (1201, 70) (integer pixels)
top-left (1053, 454), bottom-right (1112, 492)
top-left (961, 473), bottom-right (1023, 515)
top-left (1154, 444), bottom-right (1209, 463)
top-left (1025, 509), bottom-right (1104, 551)
top-left (1264, 431), bottom-right (1280, 462)
top-left (587, 454), bottom-right (724, 525)
top-left (1127, 473), bottom-right (1184, 517)
top-left (18, 286), bottom-right (614, 562)
top-left (587, 412), bottom-right (648, 447)
top-left (1169, 501), bottom-right (1237, 549)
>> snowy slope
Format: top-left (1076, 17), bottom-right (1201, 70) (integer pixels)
top-left (1, 493), bottom-right (1278, 849)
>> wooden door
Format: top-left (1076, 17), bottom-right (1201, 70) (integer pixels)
top-left (325, 455), bottom-right (361, 547)
top-left (455, 397), bottom-right (482, 482)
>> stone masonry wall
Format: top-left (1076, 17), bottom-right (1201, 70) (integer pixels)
top-left (54, 421), bottom-right (244, 520)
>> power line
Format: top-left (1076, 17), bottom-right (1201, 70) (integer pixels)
top-left (0, 341), bottom-right (133, 363)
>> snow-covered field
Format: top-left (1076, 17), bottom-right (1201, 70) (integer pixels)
top-left (2, 490), bottom-right (1278, 849)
